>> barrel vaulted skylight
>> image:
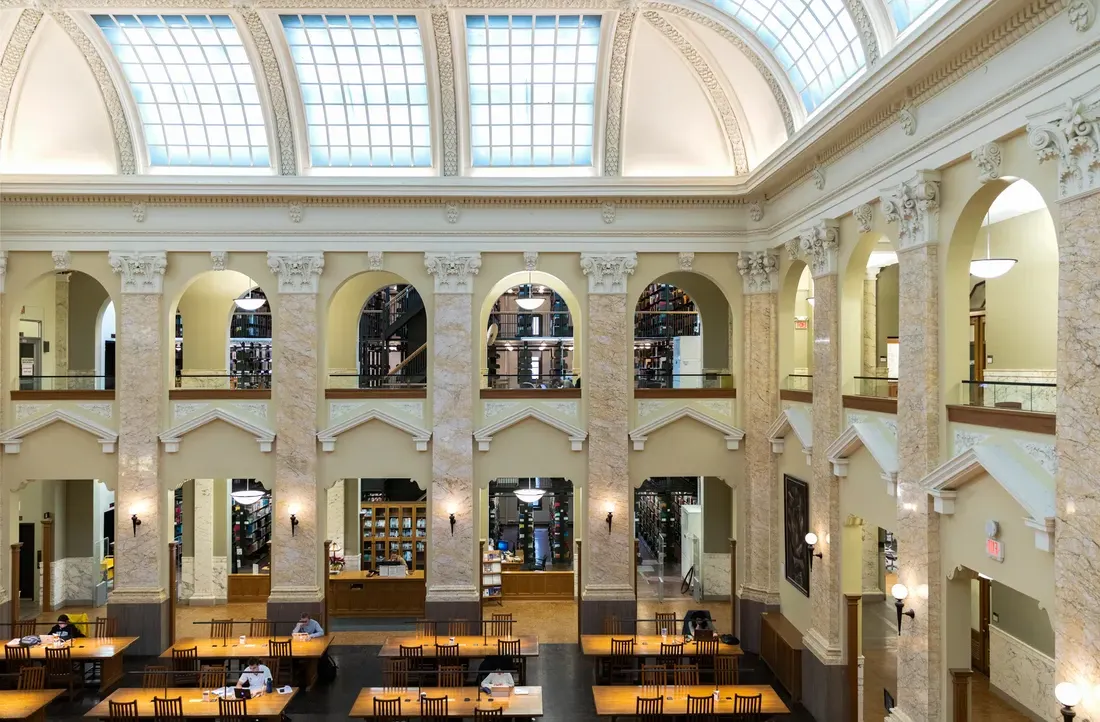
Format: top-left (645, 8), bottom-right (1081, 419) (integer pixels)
top-left (464, 14), bottom-right (601, 168)
top-left (701, 0), bottom-right (865, 113)
top-left (885, 0), bottom-right (939, 33)
top-left (93, 14), bottom-right (269, 168)
top-left (281, 14), bottom-right (431, 168)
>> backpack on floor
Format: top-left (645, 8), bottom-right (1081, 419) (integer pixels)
top-left (317, 652), bottom-right (338, 684)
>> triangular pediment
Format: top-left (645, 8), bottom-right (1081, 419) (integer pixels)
top-left (318, 408), bottom-right (430, 452)
top-left (474, 406), bottom-right (586, 452)
top-left (629, 407), bottom-right (744, 451)
top-left (767, 406), bottom-right (812, 459)
top-left (825, 421), bottom-right (899, 494)
top-left (1, 409), bottom-right (117, 454)
top-left (161, 408), bottom-right (275, 453)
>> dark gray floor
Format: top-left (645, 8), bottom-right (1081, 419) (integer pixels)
top-left (42, 644), bottom-right (814, 720)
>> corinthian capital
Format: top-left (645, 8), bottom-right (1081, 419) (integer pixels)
top-left (737, 250), bottom-right (779, 294)
top-left (109, 251), bottom-right (167, 294)
top-left (425, 252), bottom-right (481, 294)
top-left (799, 220), bottom-right (840, 277)
top-left (879, 170), bottom-right (941, 250)
top-left (1027, 94), bottom-right (1100, 198)
top-left (267, 252), bottom-right (325, 294)
top-left (580, 253), bottom-right (636, 294)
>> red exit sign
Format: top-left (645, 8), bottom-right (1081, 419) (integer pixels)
top-left (986, 538), bottom-right (1004, 562)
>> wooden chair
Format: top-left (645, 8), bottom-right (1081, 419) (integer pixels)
top-left (217, 696), bottom-right (248, 720)
top-left (692, 637), bottom-right (720, 674)
top-left (635, 694), bottom-right (664, 721)
top-left (434, 642), bottom-right (459, 659)
top-left (151, 695), bottom-right (184, 720)
top-left (414, 619), bottom-right (437, 638)
top-left (437, 664), bottom-right (463, 687)
top-left (372, 696), bottom-right (404, 720)
top-left (447, 620), bottom-right (472, 637)
top-left (608, 637), bottom-right (636, 684)
top-left (673, 663), bottom-right (700, 687)
top-left (45, 646), bottom-right (81, 701)
top-left (715, 655), bottom-right (738, 685)
top-left (420, 694), bottom-right (448, 720)
top-left (654, 612), bottom-right (678, 635)
top-left (399, 643), bottom-right (427, 684)
top-left (659, 640), bottom-right (685, 666)
top-left (486, 613), bottom-right (513, 637)
top-left (496, 638), bottom-right (524, 684)
top-left (267, 638), bottom-right (293, 686)
top-left (11, 620), bottom-right (36, 638)
top-left (602, 615), bottom-right (621, 634)
top-left (4, 644), bottom-right (30, 674)
top-left (473, 707), bottom-right (503, 717)
top-left (382, 658), bottom-right (409, 689)
top-left (197, 664), bottom-right (226, 690)
top-left (733, 692), bottom-right (763, 720)
top-left (142, 665), bottom-right (169, 689)
top-left (106, 699), bottom-right (139, 720)
top-left (170, 646), bottom-right (199, 685)
top-left (686, 692), bottom-right (716, 716)
top-left (249, 619), bottom-right (274, 637)
top-left (399, 643), bottom-right (424, 659)
top-left (640, 664), bottom-right (666, 691)
top-left (209, 619), bottom-right (234, 643)
top-left (93, 617), bottom-right (118, 638)
top-left (17, 665), bottom-right (46, 690)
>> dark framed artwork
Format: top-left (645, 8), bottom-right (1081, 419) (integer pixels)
top-left (784, 474), bottom-right (810, 597)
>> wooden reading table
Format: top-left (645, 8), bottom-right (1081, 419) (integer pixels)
top-left (592, 685), bottom-right (790, 716)
top-left (580, 634), bottom-right (742, 657)
top-left (378, 635), bottom-right (539, 659)
top-left (160, 636), bottom-right (333, 689)
top-left (86, 687), bottom-right (298, 720)
top-left (350, 686), bottom-right (544, 718)
top-left (5, 637), bottom-right (138, 692)
top-left (0, 689), bottom-right (64, 720)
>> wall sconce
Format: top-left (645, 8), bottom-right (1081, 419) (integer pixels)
top-left (130, 507), bottom-right (142, 537)
top-left (448, 506), bottom-right (457, 536)
top-left (1055, 682), bottom-right (1081, 721)
top-left (804, 532), bottom-right (823, 570)
top-left (289, 505), bottom-right (299, 537)
top-left (891, 583), bottom-right (916, 635)
top-left (605, 503), bottom-right (614, 534)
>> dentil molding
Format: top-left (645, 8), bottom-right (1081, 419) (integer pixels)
top-left (880, 170), bottom-right (941, 249)
top-left (799, 220), bottom-right (840, 277)
top-left (267, 252), bottom-right (325, 293)
top-left (737, 249), bottom-right (780, 294)
top-left (1027, 92), bottom-right (1100, 198)
top-left (580, 253), bottom-right (637, 294)
top-left (425, 252), bottom-right (481, 293)
top-left (109, 251), bottom-right (167, 294)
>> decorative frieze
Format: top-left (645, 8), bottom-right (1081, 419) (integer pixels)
top-left (1068, 0), bottom-right (1096, 31)
top-left (811, 164), bottom-right (826, 190)
top-left (601, 201), bottom-right (616, 224)
top-left (109, 251), bottom-right (167, 294)
top-left (748, 201), bottom-right (764, 222)
top-left (1027, 94), bottom-right (1100, 198)
top-left (267, 252), bottom-right (324, 294)
top-left (428, 5), bottom-right (459, 176)
top-left (854, 203), bottom-right (873, 233)
top-left (288, 202), bottom-right (302, 223)
top-left (580, 253), bottom-right (637, 294)
top-left (523, 251), bottom-right (538, 271)
top-left (425, 252), bottom-right (481, 293)
top-left (880, 170), bottom-right (941, 249)
top-left (445, 202), bottom-right (460, 224)
top-left (0, 10), bottom-right (42, 143)
top-left (678, 252), bottom-right (694, 272)
top-left (602, 7), bottom-right (636, 177)
top-left (737, 249), bottom-right (779, 294)
top-left (52, 251), bottom-right (71, 272)
top-left (799, 220), bottom-right (840, 277)
top-left (368, 250), bottom-right (384, 271)
top-left (898, 102), bottom-right (917, 136)
top-left (210, 251), bottom-right (227, 272)
top-left (131, 200), bottom-right (146, 222)
top-left (972, 142), bottom-right (1003, 183)
top-left (238, 8), bottom-right (297, 176)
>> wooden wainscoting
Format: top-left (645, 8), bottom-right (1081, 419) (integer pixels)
top-left (501, 571), bottom-right (574, 600)
top-left (760, 612), bottom-right (803, 702)
top-left (227, 573), bottom-right (270, 603)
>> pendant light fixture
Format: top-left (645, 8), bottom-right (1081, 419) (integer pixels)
top-left (969, 211), bottom-right (1017, 279)
top-left (231, 480), bottom-right (265, 506)
top-left (514, 479), bottom-right (546, 503)
top-left (515, 272), bottom-right (545, 311)
top-left (234, 280), bottom-right (265, 312)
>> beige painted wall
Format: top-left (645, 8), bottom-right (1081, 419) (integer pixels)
top-left (777, 441), bottom-right (811, 633)
top-left (317, 422), bottom-right (433, 484)
top-left (473, 420), bottom-right (587, 482)
top-left (325, 271), bottom-right (411, 371)
top-left (5, 423), bottom-right (118, 485)
top-left (175, 270), bottom-right (254, 371)
top-left (628, 420), bottom-right (744, 484)
top-left (991, 580), bottom-right (1053, 656)
top-left (657, 271), bottom-right (730, 371)
top-left (875, 264), bottom-right (899, 361)
top-left (793, 267), bottom-right (813, 373)
top-left (159, 423), bottom-right (276, 483)
top-left (16, 272), bottom-right (58, 377)
top-left (838, 450), bottom-right (896, 534)
top-left (68, 272), bottom-right (109, 372)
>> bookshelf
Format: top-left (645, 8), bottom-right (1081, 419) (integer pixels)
top-left (360, 502), bottom-right (427, 572)
top-left (481, 541), bottom-right (503, 605)
top-left (517, 504), bottom-right (535, 566)
top-left (232, 494), bottom-right (271, 573)
top-left (635, 482), bottom-right (697, 564)
top-left (634, 283), bottom-right (700, 385)
top-left (550, 495), bottom-right (572, 566)
top-left (173, 489), bottom-right (183, 569)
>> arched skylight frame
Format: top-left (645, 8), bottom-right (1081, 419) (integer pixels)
top-left (698, 0), bottom-right (866, 113)
top-left (92, 13), bottom-right (271, 169)
top-left (885, 0), bottom-right (945, 36)
top-left (279, 13), bottom-right (433, 170)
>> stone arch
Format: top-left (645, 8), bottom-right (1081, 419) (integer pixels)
top-left (778, 256), bottom-right (812, 382)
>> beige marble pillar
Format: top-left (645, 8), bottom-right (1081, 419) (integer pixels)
top-left (190, 478), bottom-right (215, 605)
top-left (735, 250), bottom-right (782, 651)
top-left (424, 253), bottom-right (481, 620)
top-left (862, 268), bottom-right (879, 377)
top-left (1028, 97), bottom-right (1100, 720)
top-left (107, 251), bottom-right (169, 655)
top-left (326, 481), bottom-right (345, 562)
top-left (0, 253), bottom-right (9, 627)
top-left (861, 526), bottom-right (882, 597)
top-left (578, 253), bottom-right (636, 632)
top-left (54, 270), bottom-right (70, 380)
top-left (266, 253), bottom-right (325, 628)
top-left (882, 170), bottom-right (944, 722)
top-left (796, 221), bottom-right (847, 719)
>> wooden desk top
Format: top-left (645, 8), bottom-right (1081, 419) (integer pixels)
top-left (350, 686), bottom-right (543, 718)
top-left (160, 636), bottom-right (334, 660)
top-left (330, 570), bottom-right (426, 582)
top-left (591, 685), bottom-right (789, 716)
top-left (580, 635), bottom-right (742, 657)
top-left (86, 688), bottom-right (298, 718)
top-left (0, 689), bottom-right (64, 719)
top-left (5, 637), bottom-right (138, 660)
top-left (379, 635), bottom-right (539, 658)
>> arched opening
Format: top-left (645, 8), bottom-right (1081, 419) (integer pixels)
top-left (171, 478), bottom-right (233, 606)
top-left (842, 230), bottom-right (899, 398)
top-left (778, 261), bottom-right (813, 391)
top-left (485, 281), bottom-right (576, 389)
top-left (632, 273), bottom-right (732, 389)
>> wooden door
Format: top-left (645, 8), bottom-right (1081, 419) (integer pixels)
top-left (18, 524), bottom-right (34, 600)
top-left (969, 315), bottom-right (986, 405)
top-left (971, 577), bottom-right (991, 675)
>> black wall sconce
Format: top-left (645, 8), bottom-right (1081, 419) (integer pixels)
top-left (804, 532), bottom-right (824, 571)
top-left (130, 508), bottom-right (142, 537)
top-left (448, 506), bottom-right (457, 536)
top-left (605, 503), bottom-right (614, 534)
top-left (891, 583), bottom-right (916, 635)
top-left (289, 506), bottom-right (299, 537)
top-left (1056, 682), bottom-right (1081, 721)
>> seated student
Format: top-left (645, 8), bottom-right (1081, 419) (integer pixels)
top-left (235, 657), bottom-right (272, 696)
top-left (292, 612), bottom-right (324, 638)
top-left (48, 614), bottom-right (85, 641)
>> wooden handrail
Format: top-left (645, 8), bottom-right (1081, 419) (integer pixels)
top-left (388, 343), bottom-right (427, 376)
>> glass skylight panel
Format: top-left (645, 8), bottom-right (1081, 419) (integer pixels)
top-left (885, 0), bottom-right (937, 33)
top-left (702, 0), bottom-right (864, 112)
top-left (93, 14), bottom-right (269, 167)
top-left (281, 14), bottom-right (431, 168)
top-left (465, 14), bottom-right (601, 167)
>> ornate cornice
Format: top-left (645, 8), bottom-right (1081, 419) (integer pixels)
top-left (580, 253), bottom-right (637, 294)
top-left (109, 251), bottom-right (167, 293)
top-left (737, 249), bottom-right (779, 294)
top-left (0, 9), bottom-right (42, 144)
top-left (429, 5), bottom-right (459, 176)
top-left (603, 7), bottom-right (636, 177)
top-left (843, 0), bottom-right (880, 67)
top-left (972, 141), bottom-right (1003, 183)
top-left (267, 251), bottom-right (325, 293)
top-left (1027, 93), bottom-right (1100, 198)
top-left (238, 9), bottom-right (296, 176)
top-left (799, 219), bottom-right (839, 277)
top-left (425, 252), bottom-right (481, 293)
top-left (880, 170), bottom-right (941, 249)
top-left (49, 11), bottom-right (136, 175)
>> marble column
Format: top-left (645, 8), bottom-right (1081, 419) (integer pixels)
top-left (266, 253), bottom-right (325, 630)
top-left (0, 253), bottom-right (9, 628)
top-left (107, 251), bottom-right (169, 655)
top-left (862, 268), bottom-right (879, 377)
top-left (424, 253), bottom-right (481, 621)
top-left (578, 253), bottom-right (636, 633)
top-left (796, 221), bottom-right (848, 720)
top-left (190, 479), bottom-right (215, 606)
top-left (735, 249), bottom-right (782, 651)
top-left (882, 170), bottom-right (944, 722)
top-left (54, 271), bottom-right (70, 380)
top-left (861, 526), bottom-right (883, 598)
top-left (1028, 96), bottom-right (1100, 720)
top-left (326, 480), bottom-right (345, 561)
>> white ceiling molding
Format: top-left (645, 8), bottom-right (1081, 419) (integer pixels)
top-left (237, 9), bottom-right (297, 176)
top-left (921, 442), bottom-right (1056, 553)
top-left (428, 5), bottom-right (459, 177)
top-left (0, 9), bottom-right (43, 145)
top-left (602, 7), bottom-right (636, 177)
top-left (825, 420), bottom-right (899, 496)
top-left (474, 406), bottom-right (587, 452)
top-left (160, 407), bottom-right (275, 453)
top-left (1, 408), bottom-right (117, 454)
top-left (629, 407), bottom-right (744, 451)
top-left (766, 406), bottom-right (812, 463)
top-left (318, 408), bottom-right (431, 452)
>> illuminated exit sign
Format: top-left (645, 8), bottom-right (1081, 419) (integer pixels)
top-left (986, 538), bottom-right (1004, 562)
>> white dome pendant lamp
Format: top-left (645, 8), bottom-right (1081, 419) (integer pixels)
top-left (969, 211), bottom-right (1017, 279)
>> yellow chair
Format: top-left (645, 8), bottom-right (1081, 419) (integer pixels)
top-left (67, 613), bottom-right (90, 637)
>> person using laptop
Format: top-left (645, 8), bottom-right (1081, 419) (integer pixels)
top-left (48, 614), bottom-right (85, 641)
top-left (292, 612), bottom-right (325, 638)
top-left (234, 657), bottom-right (272, 697)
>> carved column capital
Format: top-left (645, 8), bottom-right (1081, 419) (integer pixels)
top-left (1027, 94), bottom-right (1100, 198)
top-left (737, 249), bottom-right (779, 294)
top-left (799, 219), bottom-right (840, 277)
top-left (109, 251), bottom-right (167, 294)
top-left (425, 252), bottom-right (481, 294)
top-left (580, 253), bottom-right (637, 294)
top-left (267, 252), bottom-right (325, 294)
top-left (880, 170), bottom-right (941, 250)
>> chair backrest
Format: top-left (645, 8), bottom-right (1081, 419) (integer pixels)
top-left (694, 638), bottom-right (719, 657)
top-left (497, 638), bottom-right (521, 657)
top-left (654, 612), bottom-right (678, 635)
top-left (94, 616), bottom-right (118, 638)
top-left (437, 664), bottom-right (463, 687)
top-left (686, 693), bottom-right (715, 714)
top-left (715, 655), bottom-right (737, 685)
top-left (4, 644), bottom-right (29, 662)
top-left (473, 706), bottom-right (504, 717)
top-left (373, 696), bottom-right (402, 716)
top-left (44, 645), bottom-right (72, 672)
top-left (660, 641), bottom-right (685, 658)
top-left (673, 663), bottom-right (699, 687)
top-left (249, 618), bottom-right (274, 637)
top-left (171, 646), bottom-right (199, 672)
top-left (610, 637), bottom-right (635, 657)
top-left (448, 619), bottom-right (471, 636)
top-left (218, 696), bottom-right (248, 719)
top-left (733, 692), bottom-right (763, 715)
top-left (107, 699), bottom-right (140, 720)
top-left (415, 619), bottom-right (437, 637)
top-left (268, 638), bottom-right (292, 658)
top-left (487, 613), bottom-right (514, 637)
top-left (11, 620), bottom-right (35, 638)
top-left (420, 694), bottom-right (449, 716)
top-left (210, 619), bottom-right (234, 640)
top-left (602, 615), bottom-right (621, 634)
top-left (17, 665), bottom-right (46, 690)
top-left (399, 643), bottom-right (423, 658)
top-left (383, 658), bottom-right (409, 689)
top-left (198, 664), bottom-right (226, 690)
top-left (636, 694), bottom-right (664, 715)
top-left (152, 695), bottom-right (184, 719)
top-left (142, 665), bottom-right (169, 689)
top-left (640, 664), bottom-right (666, 690)
top-left (435, 642), bottom-right (459, 658)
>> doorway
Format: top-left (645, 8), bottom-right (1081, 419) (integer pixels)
top-left (18, 523), bottom-right (35, 601)
top-left (972, 575), bottom-right (991, 675)
top-left (634, 478), bottom-right (699, 601)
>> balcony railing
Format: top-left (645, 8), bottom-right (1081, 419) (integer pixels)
top-left (485, 374), bottom-right (577, 390)
top-left (489, 311), bottom-right (573, 340)
top-left (959, 380), bottom-right (1056, 414)
top-left (785, 374), bottom-right (813, 392)
top-left (15, 375), bottom-right (112, 391)
top-left (634, 372), bottom-right (733, 390)
top-left (853, 376), bottom-right (898, 398)
top-left (175, 373), bottom-right (271, 390)
top-left (328, 374), bottom-right (428, 389)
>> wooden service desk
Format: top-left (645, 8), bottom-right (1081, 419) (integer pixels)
top-left (580, 635), bottom-right (742, 657)
top-left (5, 637), bottom-right (138, 692)
top-left (591, 685), bottom-right (789, 716)
top-left (350, 686), bottom-right (544, 718)
top-left (0, 689), bottom-right (63, 720)
top-left (379, 635), bottom-right (540, 659)
top-left (86, 687), bottom-right (298, 720)
top-left (329, 570), bottom-right (426, 618)
top-left (161, 636), bottom-right (333, 690)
